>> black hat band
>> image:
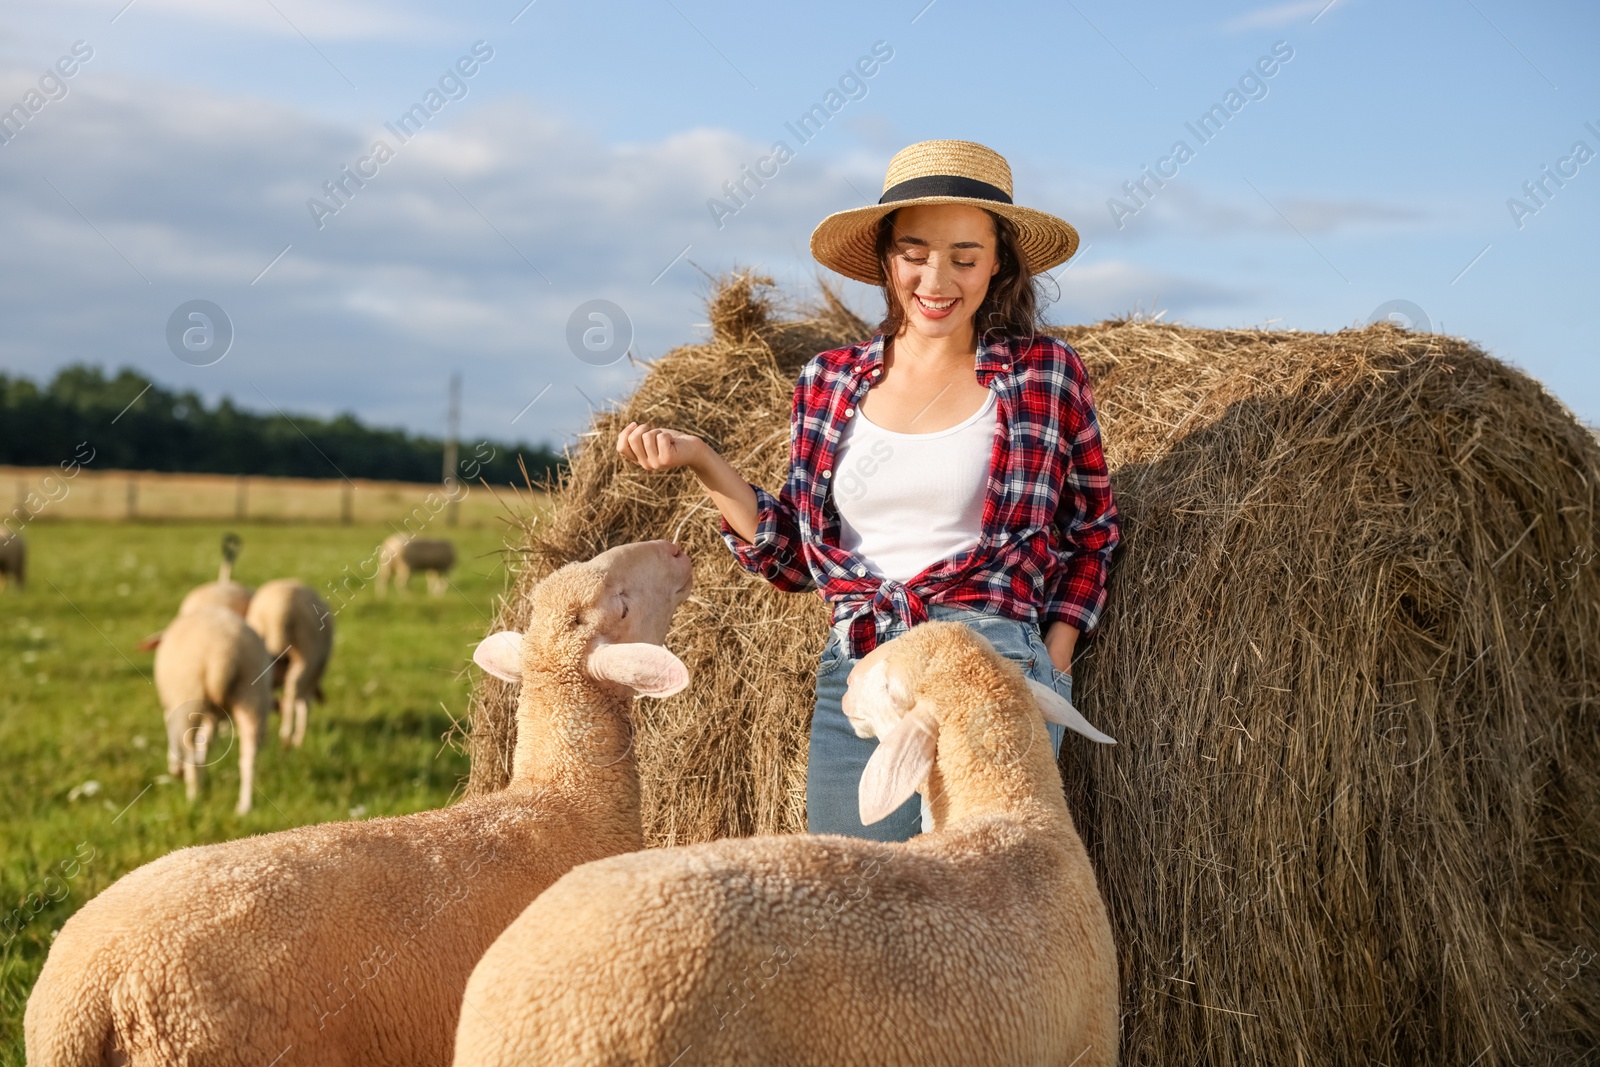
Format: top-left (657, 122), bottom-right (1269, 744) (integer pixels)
top-left (878, 174), bottom-right (1013, 206)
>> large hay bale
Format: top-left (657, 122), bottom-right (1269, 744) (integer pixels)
top-left (467, 274), bottom-right (1599, 1065)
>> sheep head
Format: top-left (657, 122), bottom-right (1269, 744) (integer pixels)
top-left (474, 539), bottom-right (693, 699)
top-left (842, 621), bottom-right (1115, 826)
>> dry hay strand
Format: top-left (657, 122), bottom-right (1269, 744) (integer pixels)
top-left (467, 272), bottom-right (1599, 1066)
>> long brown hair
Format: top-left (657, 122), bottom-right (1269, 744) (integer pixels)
top-left (872, 208), bottom-right (1047, 346)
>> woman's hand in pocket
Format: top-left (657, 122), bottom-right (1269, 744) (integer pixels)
top-left (1043, 620), bottom-right (1078, 678)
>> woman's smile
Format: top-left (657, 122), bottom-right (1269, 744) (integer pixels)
top-left (913, 294), bottom-right (958, 319)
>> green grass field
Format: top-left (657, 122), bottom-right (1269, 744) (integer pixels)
top-left (0, 519), bottom-right (520, 1061)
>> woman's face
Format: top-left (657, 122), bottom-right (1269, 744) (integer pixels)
top-left (885, 203), bottom-right (1002, 344)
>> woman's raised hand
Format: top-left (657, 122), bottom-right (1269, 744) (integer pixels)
top-left (616, 422), bottom-right (703, 472)
top-left (618, 421), bottom-right (759, 541)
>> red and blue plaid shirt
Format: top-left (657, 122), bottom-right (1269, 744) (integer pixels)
top-left (719, 331), bottom-right (1121, 659)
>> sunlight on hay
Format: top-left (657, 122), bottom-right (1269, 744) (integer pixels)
top-left (468, 273), bottom-right (1599, 1066)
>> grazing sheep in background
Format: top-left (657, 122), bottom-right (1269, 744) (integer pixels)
top-left (0, 529), bottom-right (24, 591)
top-left (181, 530), bottom-right (253, 615)
top-left (454, 620), bottom-right (1120, 1067)
top-left (153, 604), bottom-right (274, 816)
top-left (137, 532), bottom-right (252, 650)
top-left (376, 534), bottom-right (456, 596)
top-left (175, 578), bottom-right (253, 618)
top-left (25, 540), bottom-right (693, 1067)
top-left (245, 578), bottom-right (334, 748)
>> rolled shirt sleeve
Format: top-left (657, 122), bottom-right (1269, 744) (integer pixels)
top-left (718, 385), bottom-right (816, 594)
top-left (719, 483), bottom-right (814, 592)
top-left (1041, 366), bottom-right (1120, 634)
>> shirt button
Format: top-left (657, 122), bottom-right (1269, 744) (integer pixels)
top-left (844, 407), bottom-right (854, 416)
top-left (822, 470), bottom-right (831, 478)
top-left (871, 369), bottom-right (881, 377)
top-left (853, 565), bottom-right (866, 577)
top-left (1002, 363), bottom-right (1010, 371)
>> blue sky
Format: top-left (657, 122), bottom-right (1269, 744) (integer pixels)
top-left (1, 0), bottom-right (1595, 449)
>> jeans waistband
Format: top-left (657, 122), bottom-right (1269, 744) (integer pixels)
top-left (828, 603), bottom-right (1039, 643)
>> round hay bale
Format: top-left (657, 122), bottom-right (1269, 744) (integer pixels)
top-left (467, 273), bottom-right (1600, 1065)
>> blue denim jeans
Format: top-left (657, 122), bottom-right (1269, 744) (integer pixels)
top-left (806, 604), bottom-right (1072, 841)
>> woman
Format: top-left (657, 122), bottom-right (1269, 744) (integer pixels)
top-left (616, 139), bottom-right (1120, 841)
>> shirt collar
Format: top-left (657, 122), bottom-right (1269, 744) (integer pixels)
top-left (858, 332), bottom-right (1021, 386)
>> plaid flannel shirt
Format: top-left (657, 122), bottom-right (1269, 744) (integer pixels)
top-left (719, 331), bottom-right (1120, 659)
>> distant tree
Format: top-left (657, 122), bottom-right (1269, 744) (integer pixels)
top-left (0, 365), bottom-right (566, 487)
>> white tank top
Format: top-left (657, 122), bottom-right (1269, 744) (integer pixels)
top-left (832, 389), bottom-right (998, 583)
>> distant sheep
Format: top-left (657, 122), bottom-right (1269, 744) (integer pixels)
top-left (26, 540), bottom-right (694, 1067)
top-left (246, 578), bottom-right (334, 748)
top-left (137, 532), bottom-right (252, 650)
top-left (0, 529), bottom-right (24, 591)
top-left (376, 535), bottom-right (456, 596)
top-left (454, 620), bottom-right (1120, 1067)
top-left (185, 531), bottom-right (252, 615)
top-left (176, 579), bottom-right (253, 618)
top-left (153, 604), bottom-right (274, 816)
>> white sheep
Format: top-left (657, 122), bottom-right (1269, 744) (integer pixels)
top-left (174, 578), bottom-right (253, 617)
top-left (25, 539), bottom-right (694, 1067)
top-left (182, 532), bottom-right (253, 615)
top-left (376, 534), bottom-right (456, 596)
top-left (245, 578), bottom-right (335, 748)
top-left (0, 528), bottom-right (24, 591)
top-left (153, 604), bottom-right (275, 816)
top-left (453, 619), bottom-right (1120, 1067)
top-left (137, 534), bottom-right (253, 650)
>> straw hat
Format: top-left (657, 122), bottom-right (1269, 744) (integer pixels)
top-left (809, 140), bottom-right (1080, 285)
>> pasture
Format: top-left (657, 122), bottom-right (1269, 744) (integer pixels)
top-left (0, 464), bottom-right (517, 527)
top-left (0, 517), bottom-right (524, 1062)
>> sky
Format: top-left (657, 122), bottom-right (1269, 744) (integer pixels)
top-left (1, 0), bottom-right (1596, 453)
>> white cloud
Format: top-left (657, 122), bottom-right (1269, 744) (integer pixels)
top-left (1049, 258), bottom-right (1253, 319)
top-left (1104, 179), bottom-right (1429, 238)
top-left (0, 75), bottom-right (868, 443)
top-left (53, 0), bottom-right (451, 41)
top-left (1220, 0), bottom-right (1337, 32)
top-left (0, 71), bottom-right (1309, 444)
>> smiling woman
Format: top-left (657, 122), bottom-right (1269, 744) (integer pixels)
top-left (617, 139), bottom-right (1120, 843)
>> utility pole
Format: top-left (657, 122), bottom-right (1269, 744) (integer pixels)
top-left (443, 372), bottom-right (461, 527)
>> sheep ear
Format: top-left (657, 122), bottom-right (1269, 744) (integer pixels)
top-left (473, 631), bottom-right (524, 684)
top-left (859, 705), bottom-right (938, 825)
top-left (1026, 679), bottom-right (1117, 745)
top-left (587, 643), bottom-right (689, 698)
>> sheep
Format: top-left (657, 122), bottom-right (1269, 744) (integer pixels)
top-left (176, 579), bottom-right (253, 617)
top-left (376, 534), bottom-right (456, 596)
top-left (25, 539), bottom-right (694, 1067)
top-left (153, 604), bottom-right (275, 816)
top-left (453, 620), bottom-right (1120, 1067)
top-left (181, 531), bottom-right (253, 616)
top-left (245, 578), bottom-right (335, 748)
top-left (0, 528), bottom-right (24, 591)
top-left (136, 533), bottom-right (252, 650)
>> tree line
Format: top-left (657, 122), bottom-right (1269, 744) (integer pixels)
top-left (0, 364), bottom-right (565, 487)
